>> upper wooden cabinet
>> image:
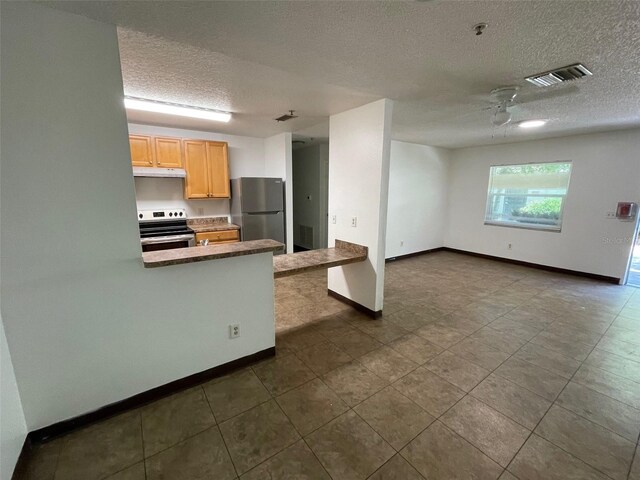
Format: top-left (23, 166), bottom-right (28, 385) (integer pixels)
top-left (183, 140), bottom-right (210, 199)
top-left (184, 140), bottom-right (230, 199)
top-left (128, 134), bottom-right (183, 168)
top-left (206, 142), bottom-right (230, 198)
top-left (154, 137), bottom-right (183, 168)
top-left (129, 135), bottom-right (154, 167)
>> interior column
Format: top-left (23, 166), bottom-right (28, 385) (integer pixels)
top-left (327, 99), bottom-right (393, 316)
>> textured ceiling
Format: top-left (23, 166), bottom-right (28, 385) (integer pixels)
top-left (45, 1), bottom-right (640, 148)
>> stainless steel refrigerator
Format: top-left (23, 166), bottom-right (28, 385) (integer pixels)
top-left (230, 177), bottom-right (285, 248)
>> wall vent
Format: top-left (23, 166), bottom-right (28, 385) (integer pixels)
top-left (299, 225), bottom-right (314, 248)
top-left (525, 63), bottom-right (592, 87)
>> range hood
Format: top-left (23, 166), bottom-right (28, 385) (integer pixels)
top-left (132, 167), bottom-right (186, 178)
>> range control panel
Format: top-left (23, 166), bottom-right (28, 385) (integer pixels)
top-left (137, 209), bottom-right (187, 221)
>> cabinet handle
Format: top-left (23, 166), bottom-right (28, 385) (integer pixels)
top-left (148, 160), bottom-right (153, 165)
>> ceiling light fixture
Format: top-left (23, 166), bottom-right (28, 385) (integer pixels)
top-left (491, 104), bottom-right (511, 126)
top-left (124, 97), bottom-right (231, 123)
top-left (518, 119), bottom-right (547, 129)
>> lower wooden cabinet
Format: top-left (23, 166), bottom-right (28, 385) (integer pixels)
top-left (195, 229), bottom-right (239, 245)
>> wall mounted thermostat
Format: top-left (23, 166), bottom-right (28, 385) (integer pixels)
top-left (616, 202), bottom-right (637, 220)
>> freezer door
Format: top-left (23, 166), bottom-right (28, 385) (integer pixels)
top-left (240, 177), bottom-right (284, 213)
top-left (241, 212), bottom-right (285, 243)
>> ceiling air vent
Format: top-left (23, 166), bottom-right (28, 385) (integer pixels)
top-left (275, 110), bottom-right (298, 122)
top-left (525, 63), bottom-right (592, 87)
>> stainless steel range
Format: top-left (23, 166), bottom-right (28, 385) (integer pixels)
top-left (138, 208), bottom-right (195, 252)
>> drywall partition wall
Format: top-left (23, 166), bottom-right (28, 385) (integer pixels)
top-left (445, 128), bottom-right (640, 280)
top-left (129, 123), bottom-right (266, 218)
top-left (292, 143), bottom-right (329, 249)
top-left (386, 141), bottom-right (450, 258)
top-left (265, 132), bottom-right (294, 253)
top-left (0, 12), bottom-right (27, 475)
top-left (1, 2), bottom-right (275, 430)
top-left (1, 317), bottom-right (27, 479)
top-left (328, 99), bottom-right (393, 312)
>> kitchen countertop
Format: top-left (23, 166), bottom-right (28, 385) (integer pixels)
top-left (143, 239), bottom-right (284, 268)
top-left (273, 240), bottom-right (368, 278)
top-left (187, 217), bottom-right (240, 233)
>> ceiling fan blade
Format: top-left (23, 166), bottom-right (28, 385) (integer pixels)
top-left (516, 84), bottom-right (580, 105)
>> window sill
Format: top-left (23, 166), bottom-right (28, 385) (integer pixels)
top-left (484, 221), bottom-right (562, 233)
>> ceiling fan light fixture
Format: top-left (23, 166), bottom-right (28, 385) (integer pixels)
top-left (518, 119), bottom-right (547, 129)
top-left (491, 109), bottom-right (511, 127)
top-left (124, 97), bottom-right (231, 123)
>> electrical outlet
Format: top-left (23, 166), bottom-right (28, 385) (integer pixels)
top-left (508, 243), bottom-right (512, 250)
top-left (197, 207), bottom-right (204, 216)
top-left (351, 217), bottom-right (357, 228)
top-left (332, 215), bottom-right (337, 224)
top-left (229, 324), bottom-right (240, 339)
top-left (606, 211), bottom-right (616, 219)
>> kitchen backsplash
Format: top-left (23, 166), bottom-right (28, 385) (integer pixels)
top-left (134, 177), bottom-right (230, 219)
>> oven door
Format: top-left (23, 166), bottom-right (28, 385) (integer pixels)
top-left (140, 234), bottom-right (196, 252)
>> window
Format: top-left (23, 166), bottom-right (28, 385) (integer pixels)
top-left (485, 162), bottom-right (572, 231)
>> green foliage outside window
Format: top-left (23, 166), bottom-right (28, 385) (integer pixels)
top-left (512, 197), bottom-right (562, 220)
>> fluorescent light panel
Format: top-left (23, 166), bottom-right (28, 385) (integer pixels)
top-left (124, 97), bottom-right (231, 123)
top-left (518, 119), bottom-right (547, 129)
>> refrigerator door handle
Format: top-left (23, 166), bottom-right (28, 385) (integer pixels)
top-left (247, 211), bottom-right (281, 215)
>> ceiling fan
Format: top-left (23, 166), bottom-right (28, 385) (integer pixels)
top-left (481, 83), bottom-right (579, 127)
top-left (487, 86), bottom-right (519, 126)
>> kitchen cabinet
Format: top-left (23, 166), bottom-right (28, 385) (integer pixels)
top-left (129, 135), bottom-right (183, 168)
top-left (129, 135), bottom-right (154, 167)
top-left (184, 140), bottom-right (230, 199)
top-left (154, 137), bottom-right (183, 168)
top-left (195, 229), bottom-right (239, 245)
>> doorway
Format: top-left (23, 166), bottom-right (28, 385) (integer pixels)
top-left (624, 213), bottom-right (640, 286)
top-left (626, 231), bottom-right (640, 286)
top-left (292, 140), bottom-right (329, 252)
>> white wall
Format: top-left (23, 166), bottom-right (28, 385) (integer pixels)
top-left (445, 128), bottom-right (640, 280)
top-left (386, 141), bottom-right (450, 258)
top-left (1, 2), bottom-right (275, 430)
top-left (0, 9), bottom-right (28, 475)
top-left (292, 143), bottom-right (329, 249)
top-left (328, 99), bottom-right (393, 312)
top-left (129, 124), bottom-right (266, 218)
top-left (265, 133), bottom-right (294, 253)
top-left (1, 317), bottom-right (27, 479)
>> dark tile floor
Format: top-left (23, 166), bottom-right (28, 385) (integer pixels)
top-left (18, 252), bottom-right (640, 479)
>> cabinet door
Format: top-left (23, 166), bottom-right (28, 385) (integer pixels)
top-left (183, 140), bottom-right (210, 199)
top-left (195, 230), bottom-right (239, 244)
top-left (206, 141), bottom-right (230, 198)
top-left (154, 137), bottom-right (182, 168)
top-left (129, 135), bottom-right (154, 167)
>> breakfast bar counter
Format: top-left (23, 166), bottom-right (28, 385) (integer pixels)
top-left (273, 240), bottom-right (368, 278)
top-left (142, 239), bottom-right (284, 268)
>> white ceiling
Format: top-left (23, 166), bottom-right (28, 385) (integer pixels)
top-left (46, 1), bottom-right (640, 148)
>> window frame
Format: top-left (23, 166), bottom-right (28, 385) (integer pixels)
top-left (483, 160), bottom-right (572, 233)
